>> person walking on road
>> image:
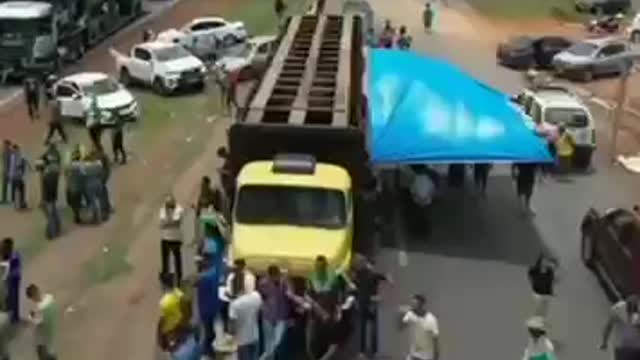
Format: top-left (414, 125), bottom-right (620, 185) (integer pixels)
top-left (24, 76), bottom-right (41, 121)
top-left (600, 295), bottom-right (640, 360)
top-left (257, 264), bottom-right (292, 360)
top-left (159, 195), bottom-right (185, 285)
top-left (111, 121), bottom-right (127, 164)
top-left (40, 155), bottom-right (61, 239)
top-left (522, 316), bottom-right (556, 360)
top-left (229, 290), bottom-right (262, 360)
top-left (1, 237), bottom-right (21, 324)
top-left (1, 140), bottom-right (12, 204)
top-left (555, 126), bottom-right (574, 175)
top-left (473, 163), bottom-right (491, 197)
top-left (25, 284), bottom-right (58, 360)
top-left (528, 254), bottom-right (557, 322)
top-left (512, 163), bottom-right (537, 215)
top-left (398, 294), bottom-right (440, 360)
top-left (9, 144), bottom-right (30, 210)
top-left (423, 3), bottom-right (434, 32)
top-left (379, 20), bottom-right (395, 48)
top-left (351, 254), bottom-right (391, 359)
top-left (44, 100), bottom-right (67, 145)
top-left (274, 0), bottom-right (286, 25)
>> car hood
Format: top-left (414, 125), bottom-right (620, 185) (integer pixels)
top-left (231, 223), bottom-right (350, 276)
top-left (158, 56), bottom-right (203, 72)
top-left (554, 51), bottom-right (592, 65)
top-left (96, 89), bottom-right (135, 110)
top-left (215, 57), bottom-right (249, 72)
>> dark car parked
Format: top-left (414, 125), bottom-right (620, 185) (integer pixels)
top-left (575, 0), bottom-right (632, 15)
top-left (581, 207), bottom-right (640, 299)
top-left (496, 36), bottom-right (573, 69)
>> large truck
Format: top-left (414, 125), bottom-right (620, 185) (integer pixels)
top-left (0, 0), bottom-right (143, 80)
top-left (218, 13), bottom-right (374, 281)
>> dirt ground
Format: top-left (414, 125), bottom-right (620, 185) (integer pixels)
top-left (0, 0), bottom-right (258, 358)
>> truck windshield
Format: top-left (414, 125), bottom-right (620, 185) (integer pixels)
top-left (545, 108), bottom-right (588, 128)
top-left (82, 78), bottom-right (120, 96)
top-left (235, 185), bottom-right (347, 228)
top-left (0, 16), bottom-right (51, 37)
top-left (155, 46), bottom-right (192, 61)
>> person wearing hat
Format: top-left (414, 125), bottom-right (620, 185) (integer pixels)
top-left (601, 295), bottom-right (640, 360)
top-left (523, 316), bottom-right (555, 360)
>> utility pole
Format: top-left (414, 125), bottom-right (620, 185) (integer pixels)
top-left (610, 61), bottom-right (631, 164)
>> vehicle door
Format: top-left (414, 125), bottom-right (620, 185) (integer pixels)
top-left (594, 43), bottom-right (627, 75)
top-left (605, 213), bottom-right (638, 296)
top-left (539, 37), bottom-right (571, 67)
top-left (599, 210), bottom-right (632, 294)
top-left (129, 47), bottom-right (154, 83)
top-left (55, 82), bottom-right (85, 118)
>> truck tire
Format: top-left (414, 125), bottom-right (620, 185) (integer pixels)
top-left (581, 231), bottom-right (595, 269)
top-left (119, 68), bottom-right (132, 86)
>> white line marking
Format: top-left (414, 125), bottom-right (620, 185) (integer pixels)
top-left (398, 250), bottom-right (409, 267)
top-left (589, 97), bottom-right (614, 111)
top-left (0, 89), bottom-right (22, 108)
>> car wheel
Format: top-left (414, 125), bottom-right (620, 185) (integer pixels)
top-left (582, 69), bottom-right (593, 82)
top-left (581, 231), bottom-right (596, 269)
top-left (632, 31), bottom-right (640, 44)
top-left (119, 68), bottom-right (131, 86)
top-left (153, 78), bottom-right (169, 95)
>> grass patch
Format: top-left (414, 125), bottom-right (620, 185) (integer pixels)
top-left (468, 0), bottom-right (585, 22)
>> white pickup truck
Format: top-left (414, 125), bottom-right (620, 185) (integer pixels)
top-left (110, 41), bottom-right (207, 95)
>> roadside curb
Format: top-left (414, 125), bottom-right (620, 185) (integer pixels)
top-left (0, 0), bottom-right (182, 110)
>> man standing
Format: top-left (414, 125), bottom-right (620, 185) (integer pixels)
top-left (44, 101), bottom-right (67, 144)
top-left (1, 238), bottom-right (21, 324)
top-left (65, 146), bottom-right (83, 224)
top-left (1, 141), bottom-right (12, 204)
top-left (86, 95), bottom-right (103, 150)
top-left (258, 265), bottom-right (291, 360)
top-left (422, 3), bottom-right (433, 32)
top-left (24, 76), bottom-right (40, 121)
top-left (25, 284), bottom-right (58, 360)
top-left (10, 144), bottom-right (29, 210)
top-left (274, 0), bottom-right (286, 23)
top-left (601, 295), bottom-right (640, 360)
top-left (96, 150), bottom-right (112, 217)
top-left (83, 153), bottom-right (104, 224)
top-left (111, 121), bottom-right (127, 164)
top-left (512, 163), bottom-right (537, 215)
top-left (190, 250), bottom-right (220, 358)
top-left (399, 294), bottom-right (440, 360)
top-left (473, 163), bottom-right (491, 197)
top-left (159, 195), bottom-right (185, 285)
top-left (351, 254), bottom-right (391, 359)
top-left (229, 290), bottom-right (262, 360)
top-left (528, 254), bottom-right (557, 322)
top-left (40, 154), bottom-right (61, 239)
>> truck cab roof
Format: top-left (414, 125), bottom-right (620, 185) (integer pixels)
top-left (237, 160), bottom-right (351, 190)
top-left (0, 1), bottom-right (52, 19)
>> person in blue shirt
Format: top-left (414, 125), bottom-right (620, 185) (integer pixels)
top-left (192, 248), bottom-right (221, 357)
top-left (2, 237), bottom-right (21, 323)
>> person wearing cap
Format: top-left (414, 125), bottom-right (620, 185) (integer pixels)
top-left (601, 295), bottom-right (640, 360)
top-left (523, 316), bottom-right (555, 360)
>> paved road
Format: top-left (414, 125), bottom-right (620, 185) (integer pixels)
top-left (367, 1), bottom-right (634, 359)
top-left (0, 0), bottom-right (178, 107)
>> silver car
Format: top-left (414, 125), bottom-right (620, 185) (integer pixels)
top-left (552, 37), bottom-right (629, 81)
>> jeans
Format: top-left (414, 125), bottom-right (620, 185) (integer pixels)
top-left (237, 342), bottom-right (258, 360)
top-left (6, 277), bottom-right (20, 323)
top-left (85, 187), bottom-right (102, 224)
top-left (99, 184), bottom-right (112, 217)
top-left (261, 319), bottom-right (286, 360)
top-left (36, 345), bottom-right (56, 360)
top-left (11, 179), bottom-right (26, 209)
top-left (359, 304), bottom-right (379, 356)
top-left (66, 190), bottom-right (82, 223)
top-left (43, 202), bottom-right (61, 239)
top-left (200, 313), bottom-right (215, 356)
top-left (160, 240), bottom-right (183, 283)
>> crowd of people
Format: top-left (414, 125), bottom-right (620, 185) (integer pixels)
top-left (368, 20), bottom-right (413, 50)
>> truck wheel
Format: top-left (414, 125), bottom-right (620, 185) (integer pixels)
top-left (119, 68), bottom-right (131, 86)
top-left (153, 78), bottom-right (168, 95)
top-left (581, 231), bottom-right (595, 269)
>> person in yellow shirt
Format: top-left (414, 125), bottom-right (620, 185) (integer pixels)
top-left (157, 274), bottom-right (191, 353)
top-left (555, 126), bottom-right (574, 175)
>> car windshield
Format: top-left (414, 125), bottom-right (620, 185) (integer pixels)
top-left (544, 108), bottom-right (589, 128)
top-left (154, 45), bottom-right (191, 61)
top-left (235, 185), bottom-right (347, 228)
top-left (82, 77), bottom-right (119, 95)
top-left (567, 42), bottom-right (597, 56)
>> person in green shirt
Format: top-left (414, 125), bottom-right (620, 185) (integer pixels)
top-left (26, 284), bottom-right (58, 360)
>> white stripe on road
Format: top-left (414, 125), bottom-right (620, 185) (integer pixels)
top-left (589, 97), bottom-right (614, 111)
top-left (0, 89), bottom-right (22, 108)
top-left (398, 250), bottom-right (409, 267)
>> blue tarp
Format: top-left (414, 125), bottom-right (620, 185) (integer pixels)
top-left (368, 49), bottom-right (553, 164)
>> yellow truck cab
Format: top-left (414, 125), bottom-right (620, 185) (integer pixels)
top-left (232, 155), bottom-right (353, 276)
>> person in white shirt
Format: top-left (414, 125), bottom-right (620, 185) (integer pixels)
top-left (399, 294), bottom-right (440, 360)
top-left (159, 194), bottom-right (185, 284)
top-left (229, 290), bottom-right (262, 360)
top-left (522, 316), bottom-right (555, 360)
top-left (221, 259), bottom-right (256, 333)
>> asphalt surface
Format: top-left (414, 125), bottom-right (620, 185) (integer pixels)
top-left (367, 1), bottom-right (636, 359)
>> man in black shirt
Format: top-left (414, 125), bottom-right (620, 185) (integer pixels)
top-left (24, 76), bottom-right (40, 120)
top-left (512, 163), bottom-right (538, 215)
top-left (351, 254), bottom-right (391, 359)
top-left (528, 254), bottom-right (557, 321)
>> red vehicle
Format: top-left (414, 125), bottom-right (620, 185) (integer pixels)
top-left (581, 207), bottom-right (640, 299)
